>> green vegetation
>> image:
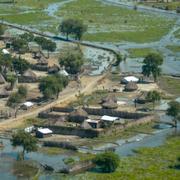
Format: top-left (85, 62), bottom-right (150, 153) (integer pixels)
top-left (93, 152), bottom-right (119, 173)
top-left (142, 53), bottom-right (163, 82)
top-left (174, 29), bottom-right (180, 39)
top-left (166, 45), bottom-right (180, 53)
top-left (57, 0), bottom-right (175, 43)
top-left (167, 101), bottom-right (180, 128)
top-left (73, 136), bottom-right (180, 180)
top-left (59, 47), bottom-right (84, 74)
top-left (146, 90), bottom-right (161, 110)
top-left (39, 74), bottom-right (68, 99)
top-left (159, 76), bottom-right (180, 97)
top-left (128, 48), bottom-right (160, 58)
top-left (11, 130), bottom-right (37, 160)
top-left (59, 18), bottom-right (87, 40)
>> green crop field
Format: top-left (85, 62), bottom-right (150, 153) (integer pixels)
top-left (128, 48), bottom-right (161, 58)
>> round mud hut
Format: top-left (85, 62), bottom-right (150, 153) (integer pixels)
top-left (48, 65), bottom-right (60, 74)
top-left (101, 95), bottom-right (118, 109)
top-left (124, 82), bottom-right (138, 92)
top-left (69, 108), bottom-right (88, 123)
top-left (0, 73), bottom-right (6, 84)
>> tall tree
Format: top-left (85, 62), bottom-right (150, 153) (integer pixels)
top-left (13, 57), bottom-right (30, 75)
top-left (41, 39), bottom-right (56, 58)
top-left (142, 53), bottom-right (163, 82)
top-left (19, 33), bottom-right (34, 42)
top-left (11, 130), bottom-right (37, 160)
top-left (39, 74), bottom-right (68, 99)
top-left (59, 48), bottom-right (84, 74)
top-left (6, 74), bottom-right (17, 90)
top-left (7, 92), bottom-right (23, 117)
top-left (167, 101), bottom-right (180, 128)
top-left (0, 53), bottom-right (13, 75)
top-left (146, 90), bottom-right (161, 110)
top-left (12, 38), bottom-right (28, 54)
top-left (0, 25), bottom-right (5, 36)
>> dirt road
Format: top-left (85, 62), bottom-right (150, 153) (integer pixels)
top-left (0, 75), bottom-right (106, 131)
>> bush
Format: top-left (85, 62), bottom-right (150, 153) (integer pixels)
top-left (93, 152), bottom-right (119, 173)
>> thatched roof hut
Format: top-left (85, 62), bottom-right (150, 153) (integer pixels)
top-left (136, 91), bottom-right (151, 104)
top-left (20, 69), bottom-right (37, 83)
top-left (0, 88), bottom-right (10, 98)
top-left (69, 108), bottom-right (88, 123)
top-left (102, 99), bottom-right (118, 109)
top-left (0, 74), bottom-right (6, 84)
top-left (101, 94), bottom-right (118, 109)
top-left (124, 82), bottom-right (138, 92)
top-left (101, 95), bottom-right (117, 104)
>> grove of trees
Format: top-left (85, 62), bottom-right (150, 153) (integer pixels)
top-left (59, 19), bottom-right (87, 40)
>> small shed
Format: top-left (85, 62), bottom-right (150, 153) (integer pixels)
top-left (81, 120), bottom-right (92, 129)
top-left (101, 115), bottom-right (119, 122)
top-left (21, 69), bottom-right (38, 83)
top-left (36, 128), bottom-right (53, 138)
top-left (69, 108), bottom-right (88, 123)
top-left (21, 101), bottom-right (34, 110)
top-left (0, 73), bottom-right (6, 84)
top-left (85, 119), bottom-right (101, 129)
top-left (121, 76), bottom-right (139, 84)
top-left (59, 69), bottom-right (69, 77)
top-left (2, 49), bottom-right (10, 55)
top-left (124, 82), bottom-right (138, 92)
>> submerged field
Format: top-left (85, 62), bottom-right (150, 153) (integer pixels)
top-left (56, 0), bottom-right (175, 43)
top-left (69, 135), bottom-right (180, 180)
top-left (0, 0), bottom-right (176, 43)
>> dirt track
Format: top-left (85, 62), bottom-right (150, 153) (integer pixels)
top-left (0, 75), bottom-right (106, 131)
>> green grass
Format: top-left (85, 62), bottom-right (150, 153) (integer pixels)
top-left (71, 135), bottom-right (180, 180)
top-left (159, 76), bottom-right (180, 97)
top-left (174, 29), bottom-right (180, 39)
top-left (56, 0), bottom-right (175, 43)
top-left (128, 48), bottom-right (160, 58)
top-left (166, 45), bottom-right (180, 53)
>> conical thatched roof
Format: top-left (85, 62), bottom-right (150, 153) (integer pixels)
top-left (38, 56), bottom-right (48, 65)
top-left (102, 99), bottom-right (118, 109)
top-left (23, 69), bottom-right (37, 78)
top-left (81, 120), bottom-right (92, 129)
top-left (69, 108), bottom-right (88, 118)
top-left (0, 73), bottom-right (6, 84)
top-left (124, 82), bottom-right (138, 92)
top-left (136, 91), bottom-right (151, 104)
top-left (101, 94), bottom-right (117, 104)
top-left (69, 108), bottom-right (88, 123)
